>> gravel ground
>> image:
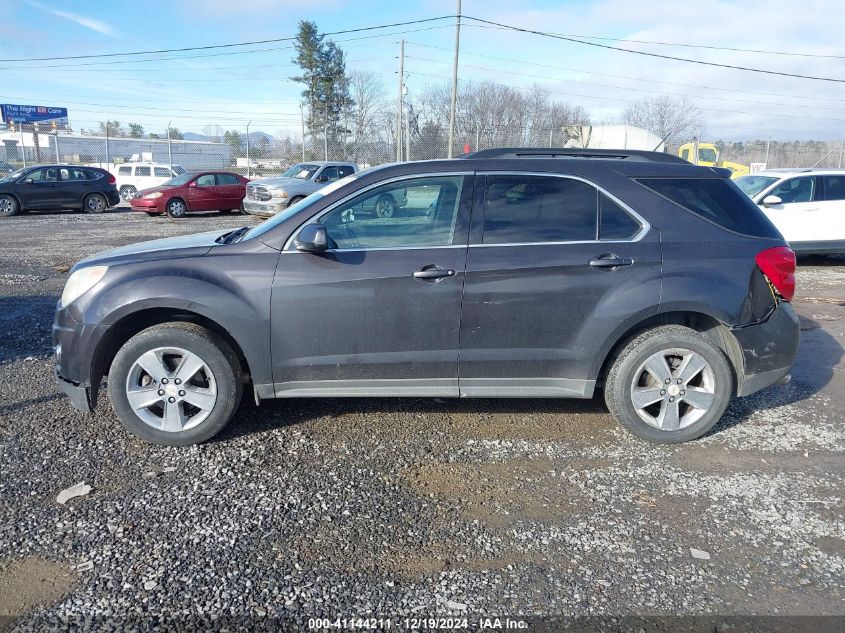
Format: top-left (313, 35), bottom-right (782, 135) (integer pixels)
top-left (0, 209), bottom-right (843, 631)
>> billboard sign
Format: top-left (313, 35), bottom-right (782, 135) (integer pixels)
top-left (1, 104), bottom-right (69, 126)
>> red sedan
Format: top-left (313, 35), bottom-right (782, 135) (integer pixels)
top-left (130, 171), bottom-right (249, 218)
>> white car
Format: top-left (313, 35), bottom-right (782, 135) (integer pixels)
top-left (736, 168), bottom-right (845, 255)
top-left (113, 162), bottom-right (186, 200)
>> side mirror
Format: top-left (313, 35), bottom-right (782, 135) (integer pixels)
top-left (294, 224), bottom-right (328, 253)
top-left (761, 195), bottom-right (782, 206)
top-left (314, 175), bottom-right (328, 183)
top-left (188, 181), bottom-right (197, 188)
top-left (23, 178), bottom-right (34, 183)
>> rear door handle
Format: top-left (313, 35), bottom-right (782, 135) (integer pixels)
top-left (413, 266), bottom-right (456, 280)
top-left (589, 254), bottom-right (634, 269)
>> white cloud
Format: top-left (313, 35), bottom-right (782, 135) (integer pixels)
top-left (28, 1), bottom-right (118, 38)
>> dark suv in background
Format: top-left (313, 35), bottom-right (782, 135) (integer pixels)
top-left (53, 148), bottom-right (799, 446)
top-left (0, 164), bottom-right (120, 216)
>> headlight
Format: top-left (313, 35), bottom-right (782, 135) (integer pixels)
top-left (270, 190), bottom-right (288, 199)
top-left (144, 191), bottom-right (163, 199)
top-left (60, 266), bottom-right (108, 308)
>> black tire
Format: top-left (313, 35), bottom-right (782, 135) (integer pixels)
top-left (374, 194), bottom-right (395, 218)
top-left (286, 196), bottom-right (304, 208)
top-left (604, 325), bottom-right (733, 443)
top-left (107, 323), bottom-right (243, 446)
top-left (119, 185), bottom-right (137, 201)
top-left (0, 194), bottom-right (20, 217)
top-left (166, 198), bottom-right (187, 218)
top-left (83, 193), bottom-right (108, 214)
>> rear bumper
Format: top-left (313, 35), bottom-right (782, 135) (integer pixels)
top-left (106, 191), bottom-right (121, 207)
top-left (732, 301), bottom-right (800, 397)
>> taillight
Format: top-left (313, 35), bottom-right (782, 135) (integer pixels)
top-left (107, 173), bottom-right (116, 184)
top-left (755, 246), bottom-right (796, 302)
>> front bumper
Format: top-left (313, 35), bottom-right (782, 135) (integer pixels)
top-left (732, 301), bottom-right (800, 397)
top-left (243, 199), bottom-right (286, 218)
top-left (130, 197), bottom-right (162, 213)
top-left (55, 367), bottom-right (92, 412)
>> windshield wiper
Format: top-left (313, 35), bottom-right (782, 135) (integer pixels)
top-left (215, 226), bottom-right (249, 244)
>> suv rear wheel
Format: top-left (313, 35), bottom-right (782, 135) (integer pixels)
top-left (107, 323), bottom-right (243, 445)
top-left (83, 193), bottom-right (108, 214)
top-left (119, 185), bottom-right (137, 200)
top-left (605, 325), bottom-right (732, 443)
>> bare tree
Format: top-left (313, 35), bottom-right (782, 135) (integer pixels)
top-left (202, 125), bottom-right (225, 143)
top-left (621, 96), bottom-right (702, 150)
top-left (346, 70), bottom-right (388, 162)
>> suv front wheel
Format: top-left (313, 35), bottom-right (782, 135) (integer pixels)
top-left (107, 323), bottom-right (243, 445)
top-left (604, 325), bottom-right (732, 443)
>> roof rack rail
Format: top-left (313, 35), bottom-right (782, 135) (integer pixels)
top-left (463, 147), bottom-right (688, 164)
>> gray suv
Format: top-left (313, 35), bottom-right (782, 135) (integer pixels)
top-left (243, 161), bottom-right (357, 218)
top-left (54, 148), bottom-right (799, 446)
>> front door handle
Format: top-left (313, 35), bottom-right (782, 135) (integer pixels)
top-left (589, 254), bottom-right (634, 269)
top-left (413, 266), bottom-right (456, 280)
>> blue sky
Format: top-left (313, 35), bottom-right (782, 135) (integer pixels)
top-left (1, 0), bottom-right (843, 139)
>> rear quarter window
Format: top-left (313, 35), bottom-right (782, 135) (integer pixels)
top-left (637, 177), bottom-right (781, 238)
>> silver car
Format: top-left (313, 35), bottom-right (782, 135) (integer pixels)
top-left (243, 162), bottom-right (357, 218)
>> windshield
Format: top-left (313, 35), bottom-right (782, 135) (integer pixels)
top-left (280, 163), bottom-right (320, 179)
top-left (242, 174), bottom-right (359, 242)
top-left (0, 167), bottom-right (28, 183)
top-left (161, 173), bottom-right (195, 187)
top-left (735, 175), bottom-right (778, 199)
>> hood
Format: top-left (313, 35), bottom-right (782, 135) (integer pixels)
top-left (251, 176), bottom-right (306, 189)
top-left (76, 229), bottom-right (232, 268)
top-left (136, 184), bottom-right (174, 197)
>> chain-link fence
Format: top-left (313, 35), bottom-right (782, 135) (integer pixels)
top-left (2, 123), bottom-right (843, 176)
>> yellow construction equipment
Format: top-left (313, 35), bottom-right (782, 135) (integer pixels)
top-left (678, 141), bottom-right (749, 179)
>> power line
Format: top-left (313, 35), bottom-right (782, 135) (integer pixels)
top-left (0, 24), bottom-right (453, 70)
top-left (0, 16), bottom-right (456, 62)
top-left (460, 24), bottom-right (845, 60)
top-left (405, 40), bottom-right (845, 105)
top-left (407, 70), bottom-right (845, 123)
top-left (406, 55), bottom-right (845, 113)
top-left (461, 15), bottom-right (845, 83)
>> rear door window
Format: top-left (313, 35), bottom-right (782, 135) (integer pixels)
top-left (338, 165), bottom-right (355, 178)
top-left (135, 166), bottom-right (151, 177)
top-left (481, 175), bottom-right (598, 244)
top-left (118, 166), bottom-right (131, 176)
top-left (822, 175), bottom-right (845, 201)
top-left (599, 194), bottom-right (642, 240)
top-left (768, 176), bottom-right (817, 203)
top-left (638, 177), bottom-right (781, 237)
top-left (216, 173), bottom-right (239, 185)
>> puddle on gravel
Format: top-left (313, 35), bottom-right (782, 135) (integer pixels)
top-left (0, 557), bottom-right (75, 622)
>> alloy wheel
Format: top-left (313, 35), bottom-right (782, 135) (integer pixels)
top-left (125, 346), bottom-right (218, 432)
top-left (629, 347), bottom-right (716, 431)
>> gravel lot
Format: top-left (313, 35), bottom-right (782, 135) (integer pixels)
top-left (0, 209), bottom-right (843, 631)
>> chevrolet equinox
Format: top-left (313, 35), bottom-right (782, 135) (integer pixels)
top-left (53, 149), bottom-right (799, 446)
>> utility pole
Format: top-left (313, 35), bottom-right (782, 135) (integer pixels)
top-left (300, 103), bottom-right (306, 161)
top-left (167, 121), bottom-right (173, 173)
top-left (19, 121), bottom-right (26, 168)
top-left (245, 121), bottom-right (252, 179)
top-left (839, 137), bottom-right (843, 168)
top-left (105, 124), bottom-right (111, 168)
top-left (764, 135), bottom-right (771, 167)
top-left (396, 39), bottom-right (405, 162)
top-left (475, 125), bottom-right (480, 152)
top-left (323, 102), bottom-right (329, 161)
top-left (405, 103), bottom-right (411, 162)
top-left (447, 0), bottom-right (462, 159)
top-left (54, 129), bottom-right (60, 163)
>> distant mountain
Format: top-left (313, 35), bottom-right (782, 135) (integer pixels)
top-left (181, 130), bottom-right (276, 145)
